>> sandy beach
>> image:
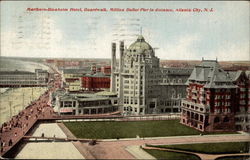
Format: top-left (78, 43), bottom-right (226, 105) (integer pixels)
top-left (0, 87), bottom-right (48, 125)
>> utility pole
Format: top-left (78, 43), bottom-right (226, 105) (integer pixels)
top-left (22, 91), bottom-right (25, 110)
top-left (32, 87), bottom-right (34, 101)
top-left (9, 101), bottom-right (12, 119)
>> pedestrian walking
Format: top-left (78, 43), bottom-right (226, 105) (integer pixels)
top-left (8, 139), bottom-right (12, 146)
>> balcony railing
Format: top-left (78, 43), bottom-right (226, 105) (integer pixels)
top-left (181, 99), bottom-right (209, 113)
top-left (191, 89), bottom-right (197, 93)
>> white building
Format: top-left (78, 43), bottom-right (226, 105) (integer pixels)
top-left (111, 35), bottom-right (192, 115)
top-left (0, 69), bottom-right (49, 87)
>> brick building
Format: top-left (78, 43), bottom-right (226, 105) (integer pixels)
top-left (180, 60), bottom-right (238, 132)
top-left (81, 73), bottom-right (110, 91)
top-left (230, 71), bottom-right (250, 131)
top-left (101, 66), bottom-right (111, 75)
top-left (91, 64), bottom-right (111, 75)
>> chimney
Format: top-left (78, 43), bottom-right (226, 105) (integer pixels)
top-left (110, 43), bottom-right (116, 92)
top-left (119, 41), bottom-right (124, 71)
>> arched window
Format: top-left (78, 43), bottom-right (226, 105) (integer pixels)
top-left (195, 114), bottom-right (199, 120)
top-left (214, 117), bottom-right (220, 123)
top-left (172, 89), bottom-right (176, 98)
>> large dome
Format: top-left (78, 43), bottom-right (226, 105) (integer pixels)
top-left (128, 35), bottom-right (153, 53)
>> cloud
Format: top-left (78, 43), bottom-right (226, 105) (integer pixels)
top-left (1, 2), bottom-right (249, 61)
top-left (1, 15), bottom-right (65, 58)
top-left (1, 15), bottom-right (140, 59)
top-left (207, 42), bottom-right (250, 61)
top-left (155, 34), bottom-right (201, 60)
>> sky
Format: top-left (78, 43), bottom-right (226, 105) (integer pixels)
top-left (1, 1), bottom-right (249, 61)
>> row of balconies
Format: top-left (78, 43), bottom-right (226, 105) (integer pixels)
top-left (181, 110), bottom-right (205, 123)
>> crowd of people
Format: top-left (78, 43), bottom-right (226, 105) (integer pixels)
top-left (0, 73), bottom-right (62, 156)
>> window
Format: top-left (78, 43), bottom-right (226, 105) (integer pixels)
top-left (135, 99), bottom-right (138, 105)
top-left (173, 108), bottom-right (179, 112)
top-left (215, 108), bottom-right (221, 113)
top-left (200, 115), bottom-right (204, 122)
top-left (140, 108), bottom-right (143, 113)
top-left (149, 102), bottom-right (155, 108)
top-left (165, 108), bottom-right (171, 112)
top-left (167, 101), bottom-right (171, 106)
top-left (214, 117), bottom-right (220, 123)
top-left (223, 117), bottom-right (229, 122)
top-left (124, 85), bottom-right (129, 89)
top-left (140, 98), bottom-right (143, 105)
top-left (177, 94), bottom-right (182, 98)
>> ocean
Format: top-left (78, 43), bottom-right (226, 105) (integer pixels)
top-left (0, 57), bottom-right (49, 72)
top-left (0, 57), bottom-right (49, 125)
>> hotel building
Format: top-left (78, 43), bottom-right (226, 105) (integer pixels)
top-left (110, 35), bottom-right (192, 115)
top-left (180, 60), bottom-right (250, 132)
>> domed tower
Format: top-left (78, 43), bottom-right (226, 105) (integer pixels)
top-left (125, 35), bottom-right (159, 68)
top-left (112, 35), bottom-right (161, 115)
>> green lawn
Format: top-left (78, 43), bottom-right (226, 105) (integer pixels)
top-left (216, 156), bottom-right (250, 160)
top-left (149, 142), bottom-right (250, 154)
top-left (143, 149), bottom-right (201, 160)
top-left (64, 120), bottom-right (202, 139)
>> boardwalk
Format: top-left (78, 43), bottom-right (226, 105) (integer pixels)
top-left (0, 90), bottom-right (55, 156)
top-left (0, 87), bottom-right (48, 125)
top-left (0, 71), bottom-right (61, 157)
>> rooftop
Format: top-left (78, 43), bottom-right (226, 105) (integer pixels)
top-left (188, 60), bottom-right (237, 88)
top-left (0, 70), bottom-right (34, 75)
top-left (59, 93), bottom-right (110, 101)
top-left (63, 68), bottom-right (91, 74)
top-left (161, 67), bottom-right (193, 75)
top-left (84, 72), bottom-right (110, 78)
top-left (127, 35), bottom-right (153, 54)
